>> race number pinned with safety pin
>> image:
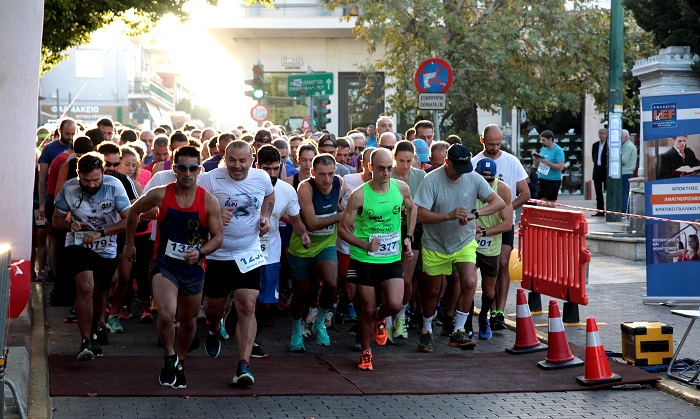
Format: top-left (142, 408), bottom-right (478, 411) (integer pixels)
top-left (368, 232), bottom-right (401, 257)
top-left (75, 231), bottom-right (111, 253)
top-left (236, 248), bottom-right (266, 273)
top-left (259, 233), bottom-right (271, 258)
top-left (165, 239), bottom-right (201, 260)
top-left (537, 162), bottom-right (550, 176)
top-left (477, 236), bottom-right (493, 253)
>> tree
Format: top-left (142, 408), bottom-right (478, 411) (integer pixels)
top-left (326, 0), bottom-right (655, 134)
top-left (41, 1), bottom-right (273, 75)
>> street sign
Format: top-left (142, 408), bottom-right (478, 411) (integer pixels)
top-left (418, 93), bottom-right (447, 110)
top-left (287, 73), bottom-right (334, 96)
top-left (414, 58), bottom-right (453, 93)
top-left (250, 103), bottom-right (269, 123)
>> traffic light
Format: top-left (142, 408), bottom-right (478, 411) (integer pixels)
top-left (316, 95), bottom-right (331, 128)
top-left (245, 64), bottom-right (265, 100)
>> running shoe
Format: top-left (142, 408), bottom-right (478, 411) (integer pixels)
top-left (441, 316), bottom-right (455, 336)
top-left (95, 323), bottom-right (110, 346)
top-left (220, 319), bottom-right (229, 340)
top-left (374, 320), bottom-right (388, 346)
top-left (90, 340), bottom-right (103, 357)
top-left (232, 359), bottom-right (254, 386)
top-left (325, 310), bottom-right (333, 329)
top-left (64, 307), bottom-right (77, 323)
top-left (417, 331), bottom-right (434, 353)
top-left (251, 340), bottom-right (270, 358)
top-left (289, 332), bottom-right (305, 353)
top-left (314, 322), bottom-right (330, 346)
top-left (479, 316), bottom-right (493, 340)
top-left (393, 315), bottom-right (408, 339)
top-left (332, 307), bottom-right (345, 329)
top-left (345, 304), bottom-right (358, 322)
top-left (107, 315), bottom-right (124, 333)
top-left (159, 355), bottom-right (178, 386)
top-left (118, 306), bottom-right (132, 320)
top-left (205, 329), bottom-right (221, 358)
top-left (357, 350), bottom-right (373, 371)
top-left (140, 307), bottom-right (154, 324)
top-left (301, 320), bottom-right (313, 338)
top-left (77, 339), bottom-right (97, 361)
top-left (172, 361), bottom-right (186, 389)
top-left (490, 311), bottom-right (506, 331)
top-left (449, 328), bottom-right (477, 350)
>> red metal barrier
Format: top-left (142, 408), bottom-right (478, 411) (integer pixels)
top-left (519, 206), bottom-right (590, 305)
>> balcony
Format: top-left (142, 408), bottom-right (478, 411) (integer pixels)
top-left (128, 78), bottom-right (175, 109)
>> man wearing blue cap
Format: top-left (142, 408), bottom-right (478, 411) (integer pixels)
top-left (472, 158), bottom-right (513, 339)
top-left (413, 144), bottom-right (505, 352)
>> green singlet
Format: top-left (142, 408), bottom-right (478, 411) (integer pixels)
top-left (350, 179), bottom-right (403, 264)
top-left (475, 178), bottom-right (502, 257)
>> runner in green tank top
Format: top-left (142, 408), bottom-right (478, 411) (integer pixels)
top-left (339, 149), bottom-right (416, 371)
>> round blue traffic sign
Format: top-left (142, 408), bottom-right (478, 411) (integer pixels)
top-left (414, 58), bottom-right (453, 93)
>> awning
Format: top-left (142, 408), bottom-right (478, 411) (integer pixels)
top-left (145, 101), bottom-right (173, 128)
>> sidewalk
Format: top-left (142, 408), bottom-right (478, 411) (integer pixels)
top-left (18, 196), bottom-right (700, 417)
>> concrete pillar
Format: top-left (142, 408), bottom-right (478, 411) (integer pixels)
top-left (0, 1), bottom-right (45, 261)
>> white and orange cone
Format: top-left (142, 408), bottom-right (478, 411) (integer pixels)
top-left (576, 317), bottom-right (621, 385)
top-left (506, 289), bottom-right (547, 355)
top-left (538, 300), bottom-right (584, 369)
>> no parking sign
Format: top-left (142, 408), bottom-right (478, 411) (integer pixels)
top-left (414, 58), bottom-right (453, 93)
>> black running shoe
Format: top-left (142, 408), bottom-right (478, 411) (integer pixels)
top-left (205, 329), bottom-right (221, 357)
top-left (441, 316), bottom-right (455, 336)
top-left (232, 359), bottom-right (254, 386)
top-left (94, 323), bottom-right (109, 346)
top-left (490, 311), bottom-right (506, 331)
top-left (417, 331), bottom-right (434, 353)
top-left (90, 340), bottom-right (104, 357)
top-left (172, 360), bottom-right (186, 389)
top-left (64, 307), bottom-right (77, 323)
top-left (251, 340), bottom-right (270, 359)
top-left (159, 355), bottom-right (178, 387)
top-left (77, 339), bottom-right (96, 360)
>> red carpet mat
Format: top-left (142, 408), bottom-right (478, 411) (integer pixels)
top-left (49, 345), bottom-right (658, 397)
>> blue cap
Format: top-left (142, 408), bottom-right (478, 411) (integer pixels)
top-left (475, 157), bottom-right (497, 178)
top-left (413, 139), bottom-right (429, 163)
top-left (447, 144), bottom-right (473, 174)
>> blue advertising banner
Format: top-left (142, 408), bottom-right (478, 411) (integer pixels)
top-left (641, 92), bottom-right (700, 303)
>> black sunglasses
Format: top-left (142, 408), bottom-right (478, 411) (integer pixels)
top-left (356, 146), bottom-right (365, 152)
top-left (105, 161), bottom-right (121, 167)
top-left (175, 164), bottom-right (201, 173)
top-left (380, 145), bottom-right (395, 151)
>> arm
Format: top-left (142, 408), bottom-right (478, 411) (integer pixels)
top-left (297, 182), bottom-right (344, 231)
top-left (476, 191), bottom-right (506, 219)
top-left (38, 162), bottom-right (49, 217)
top-left (477, 183), bottom-right (514, 237)
top-left (289, 213), bottom-right (311, 248)
top-left (258, 190), bottom-right (275, 236)
top-left (542, 156), bottom-right (566, 171)
top-left (124, 187), bottom-right (165, 261)
top-left (338, 188), bottom-right (378, 252)
top-left (151, 161), bottom-right (164, 175)
top-left (399, 181), bottom-right (416, 256)
top-left (417, 205), bottom-right (467, 224)
top-left (55, 161), bottom-right (70, 197)
top-left (511, 179), bottom-right (530, 210)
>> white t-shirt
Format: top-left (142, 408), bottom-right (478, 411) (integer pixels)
top-left (143, 169), bottom-right (177, 241)
top-left (54, 175), bottom-right (131, 258)
top-left (198, 167), bottom-right (274, 260)
top-left (261, 180), bottom-right (300, 264)
top-left (336, 173), bottom-right (368, 255)
top-left (473, 151), bottom-right (527, 224)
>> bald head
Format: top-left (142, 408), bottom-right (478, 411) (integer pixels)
top-left (481, 124), bottom-right (504, 157)
top-left (378, 132), bottom-right (397, 148)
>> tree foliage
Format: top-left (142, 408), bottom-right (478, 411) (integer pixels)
top-left (327, 0), bottom-right (655, 133)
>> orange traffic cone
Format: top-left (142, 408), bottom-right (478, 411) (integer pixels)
top-left (576, 317), bottom-right (622, 386)
top-left (538, 300), bottom-right (584, 369)
top-left (506, 289), bottom-right (547, 354)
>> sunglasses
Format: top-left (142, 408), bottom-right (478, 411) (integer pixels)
top-left (356, 146), bottom-right (365, 152)
top-left (175, 164), bottom-right (201, 173)
top-left (380, 145), bottom-right (395, 151)
top-left (257, 138), bottom-right (272, 143)
top-left (104, 161), bottom-right (121, 168)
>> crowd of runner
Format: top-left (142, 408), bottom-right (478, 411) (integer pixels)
top-left (33, 115), bottom-right (531, 389)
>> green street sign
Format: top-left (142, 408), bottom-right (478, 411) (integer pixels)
top-left (287, 73), bottom-right (334, 97)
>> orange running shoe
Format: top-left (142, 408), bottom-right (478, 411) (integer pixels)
top-left (374, 320), bottom-right (388, 346)
top-left (357, 350), bottom-right (373, 371)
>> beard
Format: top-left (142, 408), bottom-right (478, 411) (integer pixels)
top-left (486, 147), bottom-right (499, 156)
top-left (271, 177), bottom-right (278, 186)
top-left (80, 182), bottom-right (101, 196)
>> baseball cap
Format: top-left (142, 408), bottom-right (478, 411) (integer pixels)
top-left (447, 144), bottom-right (473, 174)
top-left (475, 157), bottom-right (497, 179)
top-left (413, 139), bottom-right (429, 163)
top-left (36, 127), bottom-right (50, 139)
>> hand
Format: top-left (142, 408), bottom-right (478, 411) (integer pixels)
top-left (403, 239), bottom-right (413, 258)
top-left (259, 216), bottom-right (270, 236)
top-left (221, 208), bottom-right (234, 226)
top-left (183, 248), bottom-right (199, 265)
top-left (475, 225), bottom-right (483, 239)
top-left (124, 244), bottom-right (137, 262)
top-left (450, 206), bottom-right (467, 222)
top-left (70, 219), bottom-right (88, 232)
top-left (38, 204), bottom-right (46, 219)
top-left (367, 237), bottom-right (381, 253)
top-left (81, 231), bottom-right (101, 244)
top-left (301, 232), bottom-right (311, 249)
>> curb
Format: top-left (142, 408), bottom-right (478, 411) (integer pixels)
top-left (492, 308), bottom-right (700, 404)
top-left (28, 283), bottom-right (49, 419)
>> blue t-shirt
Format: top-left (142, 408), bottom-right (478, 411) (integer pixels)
top-left (537, 144), bottom-right (565, 181)
top-left (366, 137), bottom-right (378, 148)
top-left (285, 160), bottom-right (299, 177)
top-left (38, 140), bottom-right (70, 165)
top-left (202, 154), bottom-right (222, 172)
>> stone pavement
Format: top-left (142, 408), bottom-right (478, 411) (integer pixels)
top-left (22, 195), bottom-right (700, 417)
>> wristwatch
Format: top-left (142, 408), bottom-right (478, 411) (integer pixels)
top-left (98, 229), bottom-right (105, 237)
top-left (406, 234), bottom-right (415, 243)
top-left (198, 249), bottom-right (205, 262)
top-left (480, 227), bottom-right (487, 236)
top-left (471, 209), bottom-right (480, 219)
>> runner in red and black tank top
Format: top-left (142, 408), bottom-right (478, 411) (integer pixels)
top-left (154, 183), bottom-right (210, 278)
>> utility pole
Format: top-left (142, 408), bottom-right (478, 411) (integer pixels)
top-left (606, 0), bottom-right (624, 222)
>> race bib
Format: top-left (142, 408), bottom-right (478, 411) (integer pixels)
top-left (75, 232), bottom-right (113, 253)
top-left (308, 212), bottom-right (336, 236)
top-left (164, 239), bottom-right (201, 260)
top-left (537, 162), bottom-right (550, 176)
top-left (477, 236), bottom-right (493, 253)
top-left (235, 248), bottom-right (266, 273)
top-left (34, 210), bottom-right (46, 226)
top-left (259, 233), bottom-right (271, 258)
top-left (368, 231), bottom-right (401, 257)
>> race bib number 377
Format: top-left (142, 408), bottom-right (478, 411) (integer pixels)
top-left (368, 232), bottom-right (400, 257)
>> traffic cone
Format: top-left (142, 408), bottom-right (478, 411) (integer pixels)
top-left (576, 317), bottom-right (622, 386)
top-left (538, 300), bottom-right (584, 369)
top-left (506, 289), bottom-right (547, 354)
